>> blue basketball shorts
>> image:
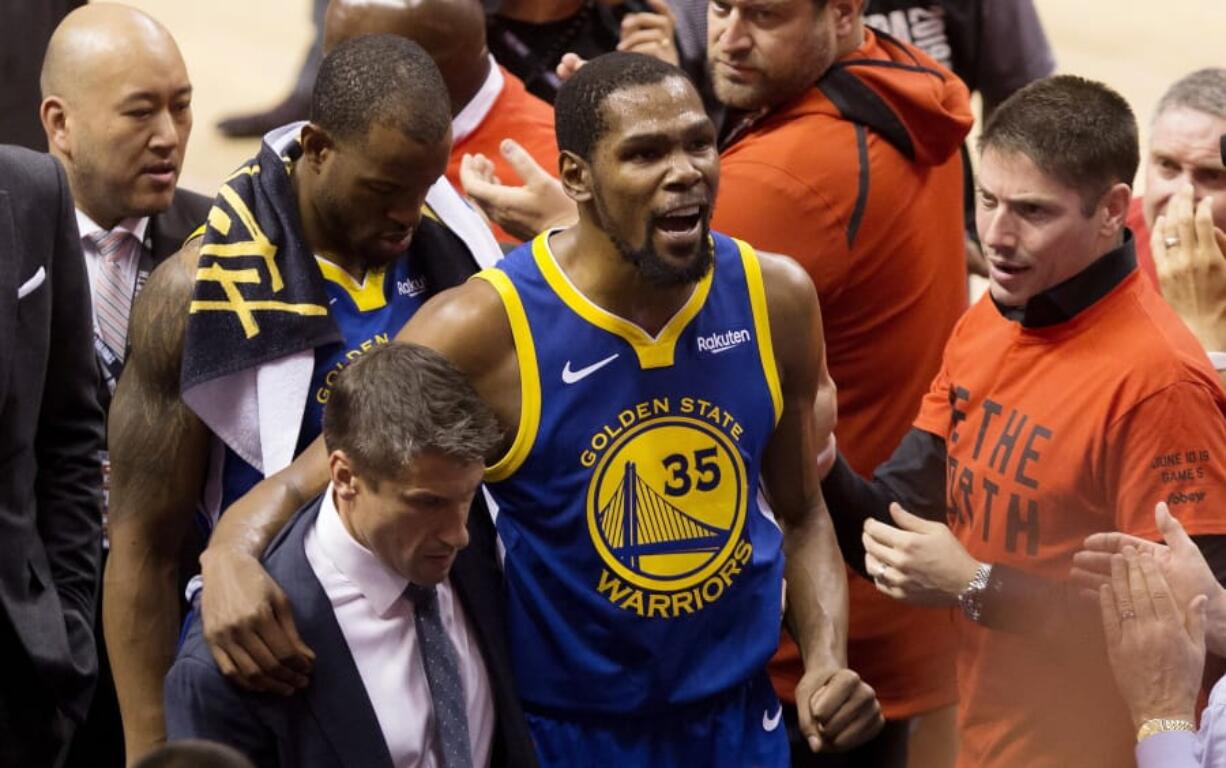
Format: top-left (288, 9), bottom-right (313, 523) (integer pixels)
top-left (525, 670), bottom-right (788, 768)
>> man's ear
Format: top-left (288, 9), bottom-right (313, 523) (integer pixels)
top-left (40, 97), bottom-right (71, 158)
top-left (1099, 182), bottom-right (1133, 237)
top-left (299, 123), bottom-right (336, 173)
top-left (829, 0), bottom-right (864, 36)
top-left (559, 150), bottom-right (593, 204)
top-left (330, 449), bottom-right (359, 501)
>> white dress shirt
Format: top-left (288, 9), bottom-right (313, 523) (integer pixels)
top-left (304, 487), bottom-right (495, 768)
top-left (75, 209), bottom-right (149, 329)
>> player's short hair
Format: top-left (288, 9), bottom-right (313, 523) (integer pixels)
top-left (132, 741), bottom-right (255, 768)
top-left (555, 52), bottom-right (690, 162)
top-left (310, 34), bottom-right (450, 146)
top-left (1155, 68), bottom-right (1226, 123)
top-left (322, 342), bottom-right (500, 486)
top-left (979, 75), bottom-right (1139, 216)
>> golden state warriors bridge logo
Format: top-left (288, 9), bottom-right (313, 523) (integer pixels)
top-left (582, 398), bottom-right (755, 619)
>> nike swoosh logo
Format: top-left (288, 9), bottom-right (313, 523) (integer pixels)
top-left (562, 353), bottom-right (619, 384)
top-left (763, 704), bottom-right (783, 732)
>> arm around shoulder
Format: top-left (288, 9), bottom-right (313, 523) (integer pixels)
top-left (165, 633), bottom-right (275, 766)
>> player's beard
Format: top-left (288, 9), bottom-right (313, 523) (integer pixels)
top-left (593, 191), bottom-right (714, 288)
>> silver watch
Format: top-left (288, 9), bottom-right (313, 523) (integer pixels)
top-left (958, 563), bottom-right (993, 623)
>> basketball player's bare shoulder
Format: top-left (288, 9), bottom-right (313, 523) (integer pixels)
top-left (754, 248), bottom-right (823, 355)
top-left (396, 276), bottom-right (515, 379)
top-left (124, 236), bottom-right (202, 393)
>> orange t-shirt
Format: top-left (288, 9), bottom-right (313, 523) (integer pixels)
top-left (913, 264), bottom-right (1226, 768)
top-left (714, 29), bottom-right (972, 718)
top-left (446, 67), bottom-right (558, 244)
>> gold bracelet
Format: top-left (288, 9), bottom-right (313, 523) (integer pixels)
top-left (1137, 718), bottom-right (1196, 742)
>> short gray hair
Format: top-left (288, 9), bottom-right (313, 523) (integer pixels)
top-left (1154, 68), bottom-right (1226, 123)
top-left (322, 342), bottom-right (501, 483)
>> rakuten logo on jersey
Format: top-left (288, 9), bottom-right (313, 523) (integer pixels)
top-left (697, 328), bottom-right (751, 355)
top-left (398, 276), bottom-right (427, 297)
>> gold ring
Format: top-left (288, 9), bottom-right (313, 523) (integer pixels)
top-left (1164, 236), bottom-right (1180, 248)
top-left (1119, 609), bottom-right (1137, 621)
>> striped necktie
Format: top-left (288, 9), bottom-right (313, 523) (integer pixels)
top-left (88, 229), bottom-right (138, 360)
top-left (405, 583), bottom-right (473, 768)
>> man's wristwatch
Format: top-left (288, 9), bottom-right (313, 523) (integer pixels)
top-left (958, 563), bottom-right (992, 623)
top-left (1137, 718), bottom-right (1196, 742)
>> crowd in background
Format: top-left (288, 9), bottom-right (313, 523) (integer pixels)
top-left (2, 1), bottom-right (1226, 767)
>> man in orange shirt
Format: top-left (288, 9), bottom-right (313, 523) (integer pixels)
top-left (325, 0), bottom-right (559, 244)
top-left (706, 0), bottom-right (971, 764)
top-left (823, 76), bottom-right (1226, 767)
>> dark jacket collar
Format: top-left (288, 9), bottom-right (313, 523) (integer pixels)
top-left (992, 230), bottom-right (1137, 328)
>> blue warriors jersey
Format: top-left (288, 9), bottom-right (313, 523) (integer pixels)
top-left (479, 231), bottom-right (786, 716)
top-left (213, 254), bottom-right (430, 518)
top-left (297, 256), bottom-right (430, 450)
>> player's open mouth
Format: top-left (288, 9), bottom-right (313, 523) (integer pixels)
top-left (655, 205), bottom-right (703, 237)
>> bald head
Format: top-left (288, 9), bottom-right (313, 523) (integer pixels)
top-left (42, 4), bottom-right (183, 101)
top-left (39, 3), bottom-right (193, 229)
top-left (324, 0), bottom-right (489, 115)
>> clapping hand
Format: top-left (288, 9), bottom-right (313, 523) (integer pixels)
top-left (1099, 545), bottom-right (1206, 729)
top-left (1072, 501), bottom-right (1226, 655)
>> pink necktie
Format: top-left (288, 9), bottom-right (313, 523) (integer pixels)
top-left (89, 229), bottom-right (138, 360)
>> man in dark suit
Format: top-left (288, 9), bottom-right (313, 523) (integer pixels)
top-left (0, 145), bottom-right (106, 766)
top-left (165, 343), bottom-right (538, 767)
top-left (37, 6), bottom-right (211, 765)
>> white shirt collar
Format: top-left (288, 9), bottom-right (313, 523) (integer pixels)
top-left (452, 56), bottom-right (505, 145)
top-left (75, 208), bottom-right (149, 248)
top-left (315, 486), bottom-right (411, 618)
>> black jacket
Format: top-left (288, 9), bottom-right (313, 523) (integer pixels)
top-left (0, 146), bottom-right (106, 732)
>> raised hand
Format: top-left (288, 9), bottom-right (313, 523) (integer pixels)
top-left (459, 140), bottom-right (577, 242)
top-left (1099, 546), bottom-right (1206, 729)
top-left (1073, 501), bottom-right (1226, 655)
top-left (617, 0), bottom-right (680, 66)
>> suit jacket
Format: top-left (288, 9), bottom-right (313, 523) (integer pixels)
top-left (149, 187), bottom-right (212, 262)
top-left (0, 146), bottom-right (106, 725)
top-left (166, 493), bottom-right (539, 768)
